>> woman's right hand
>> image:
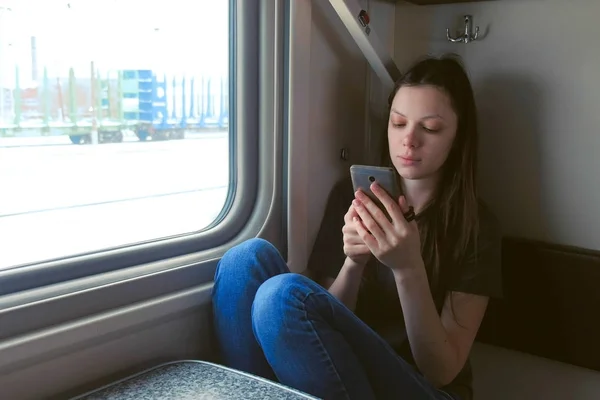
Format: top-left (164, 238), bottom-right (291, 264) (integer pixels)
top-left (342, 204), bottom-right (372, 266)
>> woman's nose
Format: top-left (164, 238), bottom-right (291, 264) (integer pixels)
top-left (402, 127), bottom-right (419, 148)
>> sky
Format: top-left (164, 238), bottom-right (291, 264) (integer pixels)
top-left (0, 0), bottom-right (229, 88)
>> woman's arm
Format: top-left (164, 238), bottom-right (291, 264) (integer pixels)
top-left (325, 258), bottom-right (365, 311)
top-left (302, 258), bottom-right (364, 311)
top-left (350, 184), bottom-right (492, 387)
top-left (393, 264), bottom-right (489, 387)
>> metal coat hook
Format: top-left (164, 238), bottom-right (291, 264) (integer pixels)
top-left (446, 15), bottom-right (479, 44)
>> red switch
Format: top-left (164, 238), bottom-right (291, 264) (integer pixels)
top-left (358, 10), bottom-right (370, 27)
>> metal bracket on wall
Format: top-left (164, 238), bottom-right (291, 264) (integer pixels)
top-left (327, 0), bottom-right (401, 89)
top-left (447, 15), bottom-right (480, 43)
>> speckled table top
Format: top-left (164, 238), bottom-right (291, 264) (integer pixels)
top-left (72, 360), bottom-right (319, 400)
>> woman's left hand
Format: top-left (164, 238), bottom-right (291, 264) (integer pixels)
top-left (352, 183), bottom-right (424, 273)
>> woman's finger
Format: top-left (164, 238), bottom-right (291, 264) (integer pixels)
top-left (342, 226), bottom-right (363, 243)
top-left (370, 182), bottom-right (404, 223)
top-left (344, 244), bottom-right (371, 257)
top-left (398, 195), bottom-right (409, 213)
top-left (344, 204), bottom-right (358, 224)
top-left (353, 199), bottom-right (387, 244)
top-left (353, 217), bottom-right (378, 250)
top-left (345, 235), bottom-right (365, 245)
top-left (354, 190), bottom-right (395, 235)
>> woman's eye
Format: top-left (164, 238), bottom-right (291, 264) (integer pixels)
top-left (392, 123), bottom-right (405, 128)
top-left (422, 126), bottom-right (439, 133)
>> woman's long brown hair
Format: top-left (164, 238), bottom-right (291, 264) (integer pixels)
top-left (383, 54), bottom-right (479, 298)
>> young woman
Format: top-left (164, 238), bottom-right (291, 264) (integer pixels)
top-left (212, 54), bottom-right (502, 400)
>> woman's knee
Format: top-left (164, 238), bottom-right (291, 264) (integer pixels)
top-left (215, 238), bottom-right (285, 282)
top-left (251, 274), bottom-right (315, 336)
top-left (223, 238), bottom-right (277, 261)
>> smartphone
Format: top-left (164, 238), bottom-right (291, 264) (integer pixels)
top-left (350, 165), bottom-right (401, 218)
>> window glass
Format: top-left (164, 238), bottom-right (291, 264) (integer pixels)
top-left (0, 0), bottom-right (231, 269)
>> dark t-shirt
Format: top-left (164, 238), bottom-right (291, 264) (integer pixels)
top-left (306, 176), bottom-right (503, 400)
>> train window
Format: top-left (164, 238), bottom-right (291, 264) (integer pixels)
top-left (0, 0), bottom-right (231, 270)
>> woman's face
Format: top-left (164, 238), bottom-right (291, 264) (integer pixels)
top-left (388, 85), bottom-right (458, 181)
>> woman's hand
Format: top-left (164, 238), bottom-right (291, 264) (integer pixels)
top-left (342, 203), bottom-right (372, 266)
top-left (352, 183), bottom-right (423, 273)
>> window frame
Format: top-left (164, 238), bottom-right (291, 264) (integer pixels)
top-left (0, 0), bottom-right (285, 341)
top-left (0, 0), bottom-right (250, 296)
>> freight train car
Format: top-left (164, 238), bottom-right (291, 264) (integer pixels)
top-left (0, 65), bottom-right (229, 144)
top-left (121, 70), bottom-right (229, 142)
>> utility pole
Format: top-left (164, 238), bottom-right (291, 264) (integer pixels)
top-left (90, 60), bottom-right (99, 144)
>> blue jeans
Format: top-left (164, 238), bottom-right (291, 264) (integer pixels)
top-left (212, 238), bottom-right (458, 400)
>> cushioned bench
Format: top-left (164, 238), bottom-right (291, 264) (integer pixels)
top-left (473, 236), bottom-right (600, 399)
top-left (471, 342), bottom-right (600, 400)
top-left (477, 236), bottom-right (600, 371)
top-left (71, 360), bottom-right (318, 400)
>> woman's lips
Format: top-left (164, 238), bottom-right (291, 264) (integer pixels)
top-left (398, 155), bottom-right (421, 166)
